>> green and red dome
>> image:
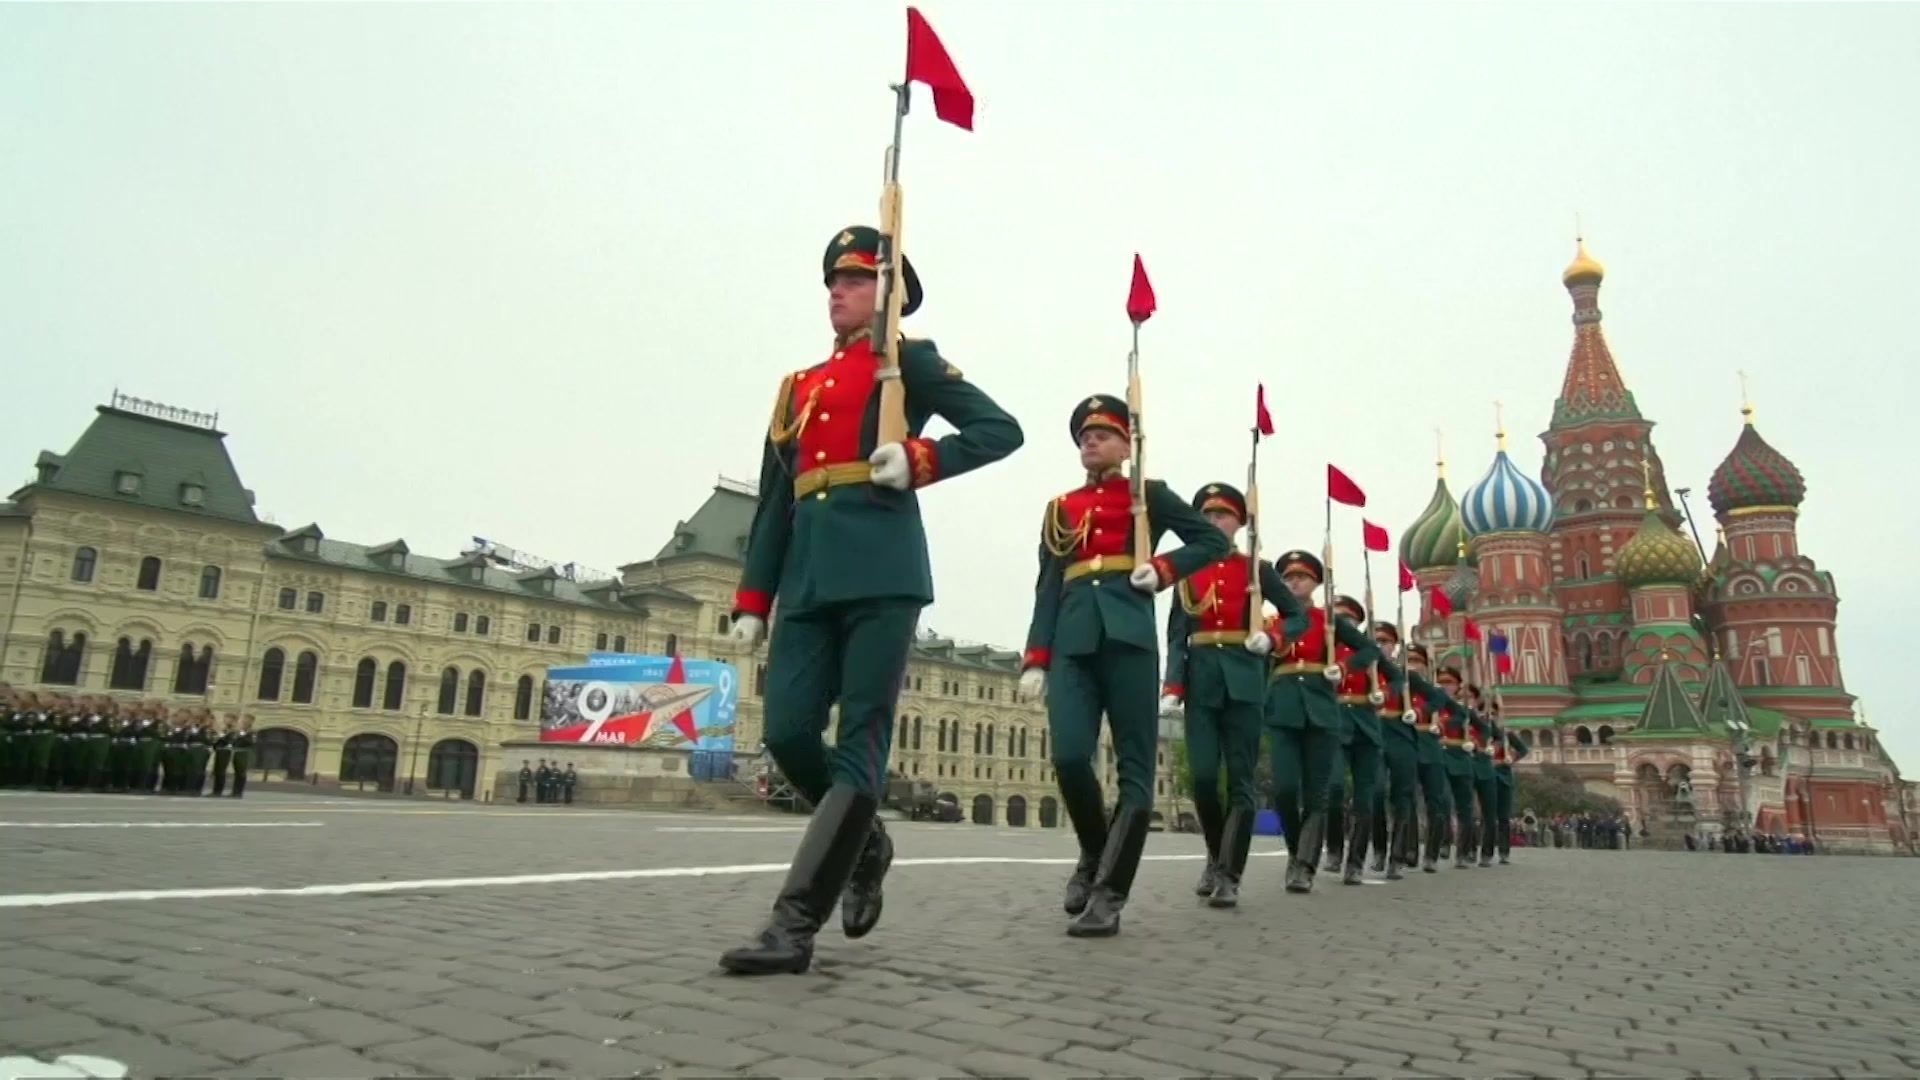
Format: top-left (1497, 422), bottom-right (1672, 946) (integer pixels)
top-left (1708, 416), bottom-right (1805, 519)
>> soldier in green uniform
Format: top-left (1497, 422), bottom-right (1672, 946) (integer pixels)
top-left (718, 226), bottom-right (1023, 976)
top-left (1159, 482), bottom-right (1307, 908)
top-left (25, 694), bottom-right (57, 791)
top-left (49, 701), bottom-right (76, 790)
top-left (210, 716), bottom-right (236, 796)
top-left (1491, 705), bottom-right (1525, 864)
top-left (1368, 622), bottom-right (1421, 881)
top-left (1321, 596), bottom-right (1386, 886)
top-left (1467, 691), bottom-right (1500, 867)
top-left (185, 713), bottom-right (212, 796)
top-left (0, 686), bottom-right (17, 787)
top-left (163, 714), bottom-right (191, 794)
top-left (229, 714), bottom-right (256, 797)
top-left (1019, 396), bottom-right (1228, 936)
top-left (136, 705), bottom-right (164, 793)
top-left (1432, 665), bottom-right (1479, 867)
top-left (106, 702), bottom-right (133, 792)
top-left (1399, 647), bottom-right (1454, 872)
top-left (1264, 552), bottom-right (1378, 894)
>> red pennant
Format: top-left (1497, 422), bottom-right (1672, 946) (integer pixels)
top-left (1429, 585), bottom-right (1454, 617)
top-left (1464, 617), bottom-right (1483, 642)
top-left (1398, 560), bottom-right (1416, 592)
top-left (905, 8), bottom-right (975, 131)
top-left (1327, 464), bottom-right (1367, 508)
top-left (1362, 520), bottom-right (1390, 553)
top-left (1126, 254), bottom-right (1156, 323)
top-left (1255, 384), bottom-right (1275, 437)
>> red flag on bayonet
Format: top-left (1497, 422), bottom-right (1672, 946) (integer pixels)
top-left (1126, 254), bottom-right (1156, 323)
top-left (1463, 617), bottom-right (1483, 642)
top-left (1327, 464), bottom-right (1366, 507)
top-left (905, 8), bottom-right (975, 131)
top-left (1255, 384), bottom-right (1275, 437)
top-left (1398, 560), bottom-right (1416, 592)
top-left (1429, 585), bottom-right (1453, 617)
top-left (1362, 520), bottom-right (1390, 553)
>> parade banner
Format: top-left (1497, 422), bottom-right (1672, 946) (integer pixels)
top-left (541, 654), bottom-right (739, 776)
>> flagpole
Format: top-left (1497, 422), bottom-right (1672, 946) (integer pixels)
top-left (1245, 413), bottom-right (1262, 632)
top-left (1322, 489), bottom-right (1339, 682)
top-left (872, 82), bottom-right (912, 446)
top-left (1363, 547), bottom-right (1383, 705)
top-left (1396, 572), bottom-right (1415, 725)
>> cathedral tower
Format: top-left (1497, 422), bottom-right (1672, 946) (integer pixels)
top-left (1460, 413), bottom-right (1570, 708)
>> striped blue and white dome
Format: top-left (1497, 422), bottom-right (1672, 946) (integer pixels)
top-left (1461, 447), bottom-right (1554, 536)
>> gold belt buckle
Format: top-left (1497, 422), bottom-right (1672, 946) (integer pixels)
top-left (1090, 555), bottom-right (1104, 572)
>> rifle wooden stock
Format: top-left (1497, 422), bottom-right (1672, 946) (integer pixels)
top-left (873, 164), bottom-right (909, 446)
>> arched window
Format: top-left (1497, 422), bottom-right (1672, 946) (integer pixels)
top-left (454, 613), bottom-right (469, 633)
top-left (437, 666), bottom-right (460, 715)
top-left (340, 733), bottom-right (399, 792)
top-left (426, 739), bottom-right (480, 799)
top-left (109, 637), bottom-right (153, 690)
top-left (1597, 724), bottom-right (1615, 745)
top-left (292, 651), bottom-right (319, 703)
top-left (546, 625), bottom-right (561, 645)
top-left (1575, 553), bottom-right (1591, 579)
top-left (278, 587), bottom-right (297, 610)
top-left (1575, 725), bottom-right (1594, 746)
top-left (973, 724), bottom-right (982, 755)
top-left (371, 601), bottom-right (388, 622)
top-left (474, 615), bottom-right (490, 636)
top-left (595, 632), bottom-right (609, 651)
top-left (464, 670), bottom-right (486, 717)
top-left (40, 630), bottom-right (86, 685)
top-left (514, 675), bottom-right (535, 720)
top-left (913, 716), bottom-right (923, 750)
top-left (986, 724), bottom-right (996, 756)
top-left (395, 604), bottom-right (411, 625)
top-left (136, 556), bottom-right (162, 591)
top-left (527, 622), bottom-right (542, 642)
top-left (382, 660), bottom-right (407, 711)
top-left (257, 647), bottom-right (286, 700)
top-left (173, 644), bottom-right (213, 694)
top-left (351, 657), bottom-right (377, 708)
top-left (305, 591), bottom-right (324, 614)
top-left (1595, 634), bottom-right (1614, 667)
top-left (198, 565), bottom-right (222, 600)
top-left (613, 635), bottom-right (626, 653)
top-left (665, 633), bottom-right (678, 656)
top-left (1575, 635), bottom-right (1593, 671)
top-left (71, 547), bottom-right (97, 583)
top-left (256, 728), bottom-right (310, 779)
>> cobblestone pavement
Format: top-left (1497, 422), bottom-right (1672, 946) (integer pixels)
top-left (3, 791), bottom-right (1918, 1078)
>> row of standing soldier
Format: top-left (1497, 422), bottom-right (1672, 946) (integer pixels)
top-left (0, 685), bottom-right (258, 797)
top-left (709, 225), bottom-right (1525, 977)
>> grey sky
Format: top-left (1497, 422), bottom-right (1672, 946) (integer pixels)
top-left (4, 3), bottom-right (1913, 765)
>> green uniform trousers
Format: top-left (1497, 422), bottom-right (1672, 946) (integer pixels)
top-left (0, 736), bottom-right (14, 786)
top-left (762, 600), bottom-right (921, 802)
top-left (188, 748), bottom-right (211, 794)
top-left (1326, 707), bottom-right (1382, 858)
top-left (1472, 759), bottom-right (1498, 859)
top-left (1378, 718), bottom-right (1419, 827)
top-left (1046, 637), bottom-right (1159, 811)
top-left (138, 741), bottom-right (161, 791)
top-left (1445, 748), bottom-right (1476, 850)
top-left (1494, 768), bottom-right (1514, 856)
top-left (1416, 731), bottom-right (1452, 822)
top-left (231, 749), bottom-right (253, 796)
top-left (30, 734), bottom-right (55, 788)
top-left (1186, 700), bottom-right (1262, 817)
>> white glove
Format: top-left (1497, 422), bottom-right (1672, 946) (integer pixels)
top-left (1018, 667), bottom-right (1047, 698)
top-left (729, 615), bottom-right (766, 650)
top-left (868, 443), bottom-right (911, 491)
top-left (1243, 630), bottom-right (1273, 656)
top-left (1158, 694), bottom-right (1184, 717)
top-left (1129, 563), bottom-right (1161, 593)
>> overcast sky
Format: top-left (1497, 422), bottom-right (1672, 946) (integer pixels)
top-left (4, 3), bottom-right (1913, 767)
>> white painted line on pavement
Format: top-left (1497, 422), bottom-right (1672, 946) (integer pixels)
top-left (0, 851), bottom-right (1284, 909)
top-left (655, 826), bottom-right (803, 833)
top-left (0, 822), bottom-right (323, 830)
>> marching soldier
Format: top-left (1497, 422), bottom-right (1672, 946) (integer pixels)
top-left (1464, 688), bottom-right (1499, 867)
top-left (1399, 646), bottom-right (1454, 872)
top-left (136, 705), bottom-right (164, 793)
top-left (27, 694), bottom-right (57, 791)
top-left (210, 716), bottom-right (236, 797)
top-left (1020, 395), bottom-right (1226, 936)
top-left (1322, 596), bottom-right (1385, 886)
top-left (229, 715), bottom-right (256, 798)
top-left (1434, 665), bottom-right (1478, 868)
top-left (1159, 482), bottom-right (1307, 908)
top-left (1491, 704), bottom-right (1525, 864)
top-left (1370, 623), bottom-right (1421, 881)
top-left (186, 712), bottom-right (212, 796)
top-left (718, 225), bottom-right (1023, 975)
top-left (1265, 552), bottom-right (1378, 894)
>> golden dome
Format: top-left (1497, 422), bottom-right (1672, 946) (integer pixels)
top-left (1562, 239), bottom-right (1605, 286)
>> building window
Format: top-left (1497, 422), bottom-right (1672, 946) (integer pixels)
top-left (913, 716), bottom-right (923, 750)
top-left (527, 622), bottom-right (542, 643)
top-left (198, 566), bottom-right (222, 600)
top-left (1795, 656), bottom-right (1811, 685)
top-left (437, 667), bottom-right (460, 715)
top-left (371, 601), bottom-right (388, 622)
top-left (305, 591), bottom-right (324, 614)
top-left (40, 630), bottom-right (86, 685)
top-left (596, 632), bottom-right (609, 651)
top-left (173, 644), bottom-right (213, 695)
top-left (395, 604), bottom-right (411, 625)
top-left (278, 588), bottom-right (297, 610)
top-left (973, 725), bottom-right (982, 755)
top-left (454, 613), bottom-right (469, 633)
top-left (258, 647), bottom-right (285, 700)
top-left (352, 657), bottom-right (377, 708)
top-left (718, 614), bottom-right (731, 635)
top-left (475, 616), bottom-right (490, 637)
top-left (70, 547), bottom-right (97, 583)
top-left (382, 661), bottom-right (407, 711)
top-left (292, 651), bottom-right (319, 703)
top-left (665, 633), bottom-right (679, 656)
top-left (514, 675), bottom-right (535, 720)
top-left (754, 664), bottom-right (766, 697)
top-left (613, 635), bottom-right (626, 653)
top-left (546, 625), bottom-right (561, 646)
top-left (465, 671), bottom-right (486, 717)
top-left (108, 637), bottom-right (154, 691)
top-left (137, 556), bottom-right (162, 591)
top-left (986, 725), bottom-right (996, 756)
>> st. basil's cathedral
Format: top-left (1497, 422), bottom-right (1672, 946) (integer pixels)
top-left (1401, 240), bottom-right (1911, 853)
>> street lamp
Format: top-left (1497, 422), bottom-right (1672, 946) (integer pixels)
top-left (404, 704), bottom-right (427, 795)
top-left (1673, 487), bottom-right (1709, 562)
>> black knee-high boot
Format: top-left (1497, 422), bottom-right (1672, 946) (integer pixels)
top-left (1058, 769), bottom-right (1108, 915)
top-left (719, 786), bottom-right (874, 975)
top-left (1192, 794), bottom-right (1224, 897)
top-left (1209, 807), bottom-right (1252, 909)
top-left (1068, 803), bottom-right (1151, 937)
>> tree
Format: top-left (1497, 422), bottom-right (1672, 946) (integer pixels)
top-left (1515, 764), bottom-right (1623, 819)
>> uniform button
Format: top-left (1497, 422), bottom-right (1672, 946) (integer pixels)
top-left (815, 492), bottom-right (827, 501)
top-left (819, 412), bottom-right (830, 422)
top-left (833, 351), bottom-right (844, 360)
top-left (824, 378), bottom-right (836, 388)
top-left (1092, 527), bottom-right (1102, 535)
top-left (815, 451), bottom-right (827, 461)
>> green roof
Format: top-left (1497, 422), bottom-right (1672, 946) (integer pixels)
top-left (13, 405), bottom-right (261, 525)
top-left (1556, 700), bottom-right (1646, 720)
top-left (1631, 662), bottom-right (1709, 735)
top-left (910, 635), bottom-right (1024, 673)
top-left (640, 481), bottom-right (756, 565)
top-left (1696, 662), bottom-right (1756, 738)
top-left (270, 528), bottom-right (696, 613)
top-left (1740, 706), bottom-right (1789, 737)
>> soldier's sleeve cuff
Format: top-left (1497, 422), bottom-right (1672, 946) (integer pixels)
top-left (1022, 647), bottom-right (1051, 670)
top-left (1151, 556), bottom-right (1174, 589)
top-left (1163, 683), bottom-right (1184, 700)
top-left (733, 588), bottom-right (773, 620)
top-left (904, 437), bottom-right (940, 489)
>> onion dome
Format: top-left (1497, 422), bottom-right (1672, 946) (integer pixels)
top-left (1562, 238), bottom-right (1605, 286)
top-left (1460, 429), bottom-right (1554, 537)
top-left (1400, 461), bottom-right (1465, 572)
top-left (1707, 401), bottom-right (1805, 519)
top-left (1619, 467), bottom-right (1702, 589)
top-left (1444, 540), bottom-right (1479, 609)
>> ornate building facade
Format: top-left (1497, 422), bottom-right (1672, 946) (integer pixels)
top-left (1402, 242), bottom-right (1909, 853)
top-left (1, 400), bottom-right (1164, 828)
